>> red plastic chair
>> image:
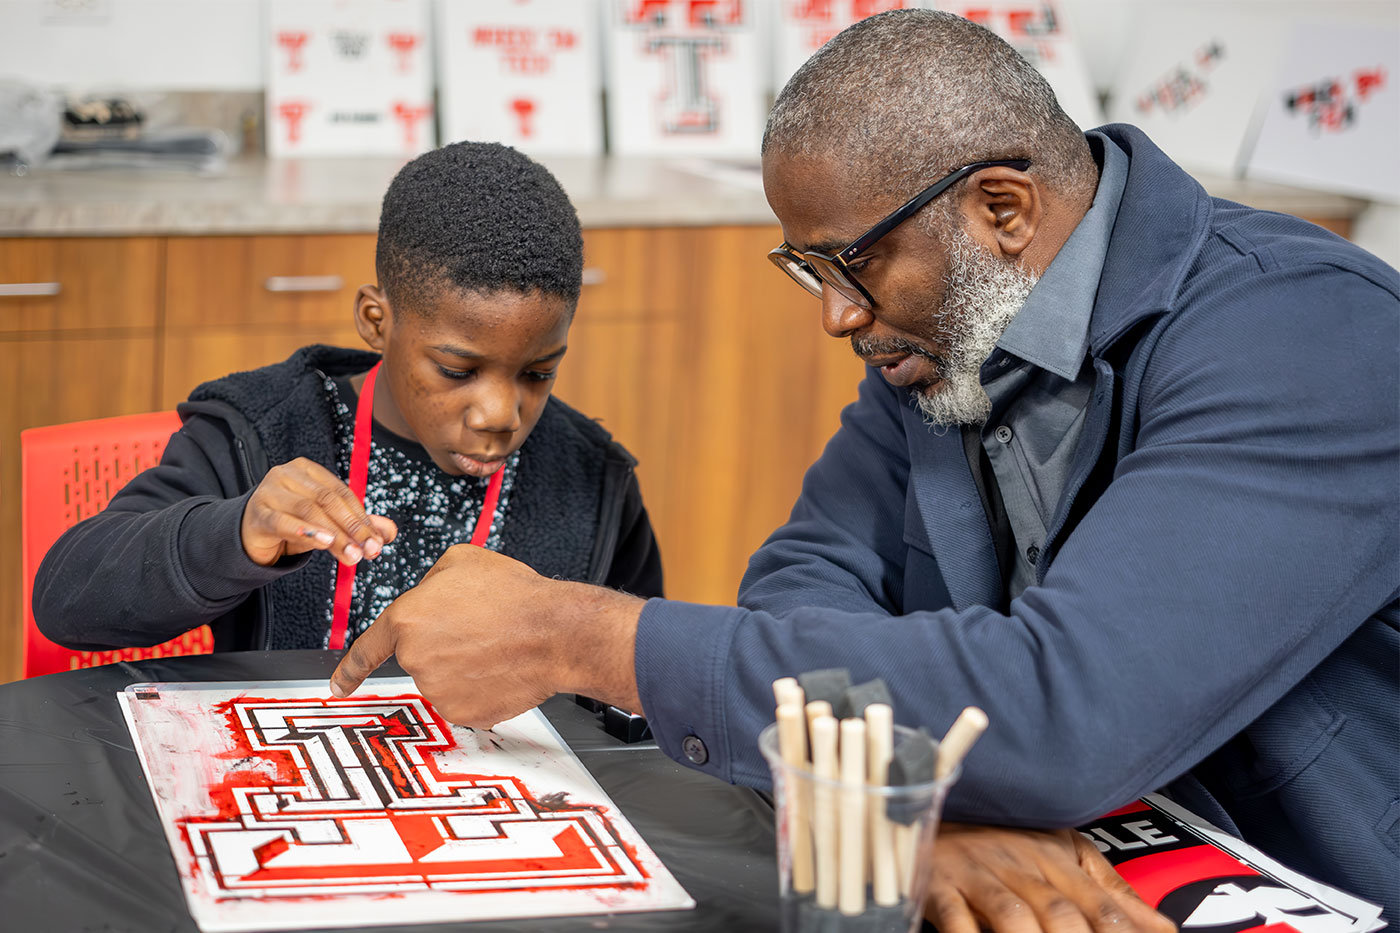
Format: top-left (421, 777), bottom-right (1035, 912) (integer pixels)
top-left (21, 411), bottom-right (214, 677)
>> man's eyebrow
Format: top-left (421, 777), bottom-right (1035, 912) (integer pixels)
top-left (789, 233), bottom-right (857, 255)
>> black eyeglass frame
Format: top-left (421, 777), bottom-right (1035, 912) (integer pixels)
top-left (768, 158), bottom-right (1032, 308)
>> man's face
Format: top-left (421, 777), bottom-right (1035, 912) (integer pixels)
top-left (763, 152), bottom-right (1037, 425)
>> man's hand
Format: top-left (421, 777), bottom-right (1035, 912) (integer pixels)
top-left (926, 824), bottom-right (1175, 933)
top-left (329, 545), bottom-right (646, 727)
top-left (241, 458), bottom-right (397, 567)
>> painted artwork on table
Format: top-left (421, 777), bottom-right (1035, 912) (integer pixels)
top-left (119, 679), bottom-right (693, 932)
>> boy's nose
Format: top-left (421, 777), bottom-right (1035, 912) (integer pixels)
top-left (465, 387), bottom-right (522, 435)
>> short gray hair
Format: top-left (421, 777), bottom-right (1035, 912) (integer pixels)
top-left (763, 9), bottom-right (1095, 207)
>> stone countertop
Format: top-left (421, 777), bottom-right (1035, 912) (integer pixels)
top-left (0, 155), bottom-right (777, 235)
top-left (0, 155), bottom-right (1368, 236)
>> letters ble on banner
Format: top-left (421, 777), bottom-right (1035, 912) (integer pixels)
top-left (437, 0), bottom-right (604, 156)
top-left (604, 0), bottom-right (765, 157)
top-left (266, 0), bottom-right (435, 158)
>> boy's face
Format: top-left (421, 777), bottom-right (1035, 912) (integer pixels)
top-left (356, 285), bottom-right (572, 478)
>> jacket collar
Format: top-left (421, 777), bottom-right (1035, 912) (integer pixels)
top-left (905, 126), bottom-right (1215, 608)
top-left (1086, 124), bottom-right (1215, 356)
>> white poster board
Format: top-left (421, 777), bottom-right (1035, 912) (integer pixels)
top-left (772, 0), bottom-right (917, 93)
top-left (604, 0), bottom-right (766, 157)
top-left (1245, 21), bottom-right (1400, 204)
top-left (1106, 5), bottom-right (1288, 176)
top-left (120, 679), bottom-right (693, 931)
top-left (437, 0), bottom-right (604, 156)
top-left (938, 1), bottom-right (1103, 130)
top-left (266, 0), bottom-right (435, 158)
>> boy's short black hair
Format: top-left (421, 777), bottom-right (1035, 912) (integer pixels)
top-left (376, 141), bottom-right (583, 313)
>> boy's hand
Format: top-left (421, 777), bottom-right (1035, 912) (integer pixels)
top-left (329, 545), bottom-right (645, 726)
top-left (926, 824), bottom-right (1176, 933)
top-left (241, 458), bottom-right (397, 567)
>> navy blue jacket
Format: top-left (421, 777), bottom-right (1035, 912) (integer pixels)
top-left (635, 126), bottom-right (1399, 911)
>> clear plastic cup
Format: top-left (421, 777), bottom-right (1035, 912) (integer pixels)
top-left (759, 721), bottom-right (960, 933)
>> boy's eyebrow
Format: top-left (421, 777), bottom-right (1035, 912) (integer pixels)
top-left (431, 344), bottom-right (568, 364)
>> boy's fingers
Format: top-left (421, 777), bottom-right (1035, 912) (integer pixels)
top-left (293, 461), bottom-right (382, 547)
top-left (330, 613), bottom-right (396, 697)
top-left (368, 515), bottom-right (398, 546)
top-left (308, 483), bottom-right (379, 547)
top-left (276, 513), bottom-right (335, 551)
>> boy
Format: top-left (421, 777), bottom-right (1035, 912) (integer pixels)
top-left (34, 142), bottom-right (662, 652)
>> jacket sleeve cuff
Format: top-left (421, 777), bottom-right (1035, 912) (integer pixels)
top-left (634, 597), bottom-right (748, 784)
top-left (178, 493), bottom-right (310, 603)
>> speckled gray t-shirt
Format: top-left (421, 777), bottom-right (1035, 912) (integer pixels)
top-left (321, 376), bottom-right (517, 645)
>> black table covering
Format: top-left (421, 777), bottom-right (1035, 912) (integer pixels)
top-left (0, 651), bottom-right (779, 931)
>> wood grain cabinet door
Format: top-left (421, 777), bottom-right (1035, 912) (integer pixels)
top-left (160, 235), bottom-right (374, 405)
top-left (564, 226), bottom-right (865, 606)
top-left (164, 234), bottom-right (377, 328)
top-left (0, 237), bottom-right (161, 333)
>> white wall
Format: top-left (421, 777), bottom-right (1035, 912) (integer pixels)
top-left (4, 0), bottom-right (1396, 96)
top-left (0, 0), bottom-right (263, 90)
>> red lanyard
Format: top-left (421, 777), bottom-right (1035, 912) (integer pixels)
top-left (327, 361), bottom-right (505, 651)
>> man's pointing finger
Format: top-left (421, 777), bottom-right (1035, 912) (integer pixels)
top-left (330, 612), bottom-right (396, 697)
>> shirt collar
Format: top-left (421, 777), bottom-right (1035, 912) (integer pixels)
top-left (993, 131), bottom-right (1129, 382)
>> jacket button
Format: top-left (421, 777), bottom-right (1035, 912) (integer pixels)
top-left (995, 425), bottom-right (1013, 443)
top-left (1026, 544), bottom-right (1040, 565)
top-left (681, 735), bottom-right (709, 765)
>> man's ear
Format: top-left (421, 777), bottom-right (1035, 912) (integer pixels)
top-left (960, 166), bottom-right (1041, 260)
top-left (354, 284), bottom-right (392, 350)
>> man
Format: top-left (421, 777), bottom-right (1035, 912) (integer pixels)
top-left (333, 9), bottom-right (1399, 922)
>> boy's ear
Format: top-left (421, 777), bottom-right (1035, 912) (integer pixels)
top-left (354, 285), bottom-right (392, 351)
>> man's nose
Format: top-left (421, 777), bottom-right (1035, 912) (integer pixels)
top-left (820, 287), bottom-right (874, 338)
top-left (466, 384), bottom-right (522, 434)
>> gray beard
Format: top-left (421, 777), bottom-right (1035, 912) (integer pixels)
top-left (912, 226), bottom-right (1039, 426)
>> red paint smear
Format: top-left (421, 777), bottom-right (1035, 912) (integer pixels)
top-left (176, 691), bottom-right (656, 891)
top-left (1240, 924), bottom-right (1303, 933)
top-left (253, 836), bottom-right (290, 863)
top-left (388, 812), bottom-right (447, 861)
top-left (1114, 845), bottom-right (1261, 908)
top-left (244, 823), bottom-right (602, 882)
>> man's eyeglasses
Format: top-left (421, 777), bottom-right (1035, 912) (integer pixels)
top-left (768, 159), bottom-right (1031, 309)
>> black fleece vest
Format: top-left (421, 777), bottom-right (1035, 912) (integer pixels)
top-left (188, 345), bottom-right (618, 648)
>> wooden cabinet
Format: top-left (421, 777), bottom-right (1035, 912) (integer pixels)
top-left (562, 226), bottom-right (865, 606)
top-left (161, 234), bottom-right (376, 405)
top-left (0, 228), bottom-right (865, 684)
top-left (0, 237), bottom-right (161, 334)
top-left (164, 235), bottom-right (378, 328)
top-left (0, 236), bottom-right (162, 682)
